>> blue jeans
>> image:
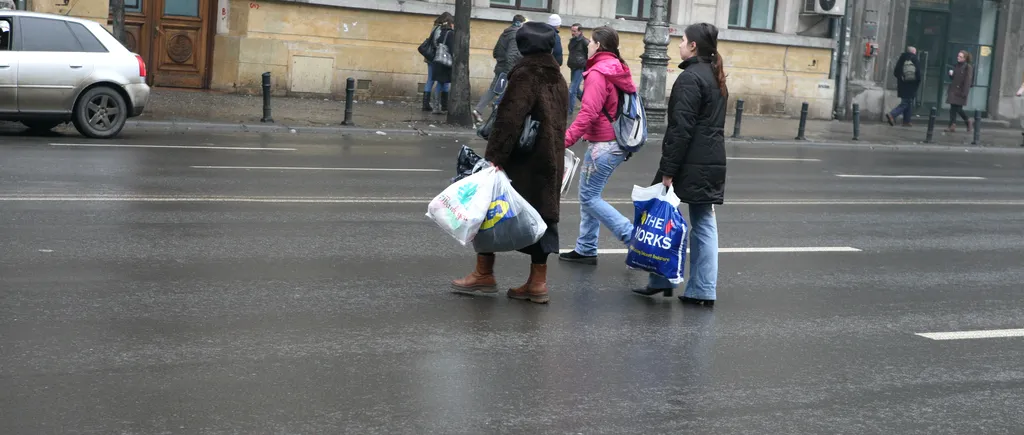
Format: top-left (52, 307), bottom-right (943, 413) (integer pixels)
top-left (568, 69), bottom-right (584, 114)
top-left (648, 204), bottom-right (719, 300)
top-left (574, 142), bottom-right (633, 256)
top-left (577, 140), bottom-right (630, 255)
top-left (889, 97), bottom-right (915, 124)
top-left (424, 64), bottom-right (451, 93)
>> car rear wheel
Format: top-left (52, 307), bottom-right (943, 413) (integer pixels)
top-left (21, 120), bottom-right (63, 132)
top-left (72, 87), bottom-right (128, 139)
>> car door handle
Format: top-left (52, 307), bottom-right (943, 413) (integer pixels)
top-left (0, 64), bottom-right (9, 68)
top-left (70, 64), bottom-right (83, 69)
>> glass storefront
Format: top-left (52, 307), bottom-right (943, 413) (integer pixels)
top-left (906, 0), bottom-right (999, 115)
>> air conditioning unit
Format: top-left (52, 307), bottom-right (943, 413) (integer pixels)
top-left (804, 0), bottom-right (845, 16)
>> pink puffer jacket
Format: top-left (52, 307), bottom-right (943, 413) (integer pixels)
top-left (564, 52), bottom-right (638, 147)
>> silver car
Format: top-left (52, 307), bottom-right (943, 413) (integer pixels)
top-left (0, 11), bottom-right (150, 138)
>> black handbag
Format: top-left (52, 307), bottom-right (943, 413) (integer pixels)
top-left (477, 112), bottom-right (540, 156)
top-left (417, 27), bottom-right (437, 61)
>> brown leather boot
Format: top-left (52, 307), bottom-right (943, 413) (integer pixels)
top-left (507, 264), bottom-right (550, 304)
top-left (945, 124), bottom-right (956, 133)
top-left (451, 254), bottom-right (498, 294)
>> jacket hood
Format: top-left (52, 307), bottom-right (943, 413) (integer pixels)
top-left (501, 25), bottom-right (519, 37)
top-left (586, 52), bottom-right (637, 93)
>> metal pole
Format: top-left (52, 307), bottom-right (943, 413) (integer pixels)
top-left (343, 77), bottom-right (355, 126)
top-left (971, 110), bottom-right (981, 145)
top-left (925, 107), bottom-right (937, 143)
top-left (260, 72), bottom-right (273, 123)
top-left (639, 0), bottom-right (670, 130)
top-left (795, 102), bottom-right (809, 140)
top-left (851, 103), bottom-right (860, 141)
top-left (732, 99), bottom-right (744, 138)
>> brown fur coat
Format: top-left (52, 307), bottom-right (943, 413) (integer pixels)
top-left (484, 54), bottom-right (568, 223)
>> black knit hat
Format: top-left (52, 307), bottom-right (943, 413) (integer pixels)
top-left (516, 21), bottom-right (556, 56)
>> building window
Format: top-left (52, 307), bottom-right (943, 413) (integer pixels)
top-left (490, 0), bottom-right (550, 11)
top-left (616, 0), bottom-right (670, 20)
top-left (729, 0), bottom-right (777, 31)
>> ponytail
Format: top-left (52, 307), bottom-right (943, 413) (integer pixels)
top-left (612, 48), bottom-right (626, 65)
top-left (710, 51), bottom-right (728, 98)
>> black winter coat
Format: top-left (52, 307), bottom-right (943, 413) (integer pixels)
top-left (654, 56), bottom-right (727, 205)
top-left (567, 35), bottom-right (589, 70)
top-left (430, 27), bottom-right (456, 83)
top-left (493, 25), bottom-right (521, 74)
top-left (484, 54), bottom-right (568, 223)
top-left (893, 52), bottom-right (922, 99)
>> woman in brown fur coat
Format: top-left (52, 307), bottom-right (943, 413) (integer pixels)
top-left (451, 21), bottom-right (569, 304)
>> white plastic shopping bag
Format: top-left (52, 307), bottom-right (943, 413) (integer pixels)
top-left (426, 166), bottom-right (498, 246)
top-left (472, 170), bottom-right (547, 253)
top-left (562, 149), bottom-right (581, 196)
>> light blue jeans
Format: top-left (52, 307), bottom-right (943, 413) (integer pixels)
top-left (648, 203), bottom-right (719, 300)
top-left (568, 69), bottom-right (584, 114)
top-left (574, 142), bottom-right (633, 256)
top-left (424, 64), bottom-right (451, 93)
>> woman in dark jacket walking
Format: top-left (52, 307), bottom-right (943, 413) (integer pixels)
top-left (633, 22), bottom-right (727, 307)
top-left (945, 50), bottom-right (974, 132)
top-left (451, 22), bottom-right (568, 304)
top-left (428, 15), bottom-right (456, 114)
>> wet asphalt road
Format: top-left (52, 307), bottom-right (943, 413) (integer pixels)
top-left (2, 130), bottom-right (1024, 434)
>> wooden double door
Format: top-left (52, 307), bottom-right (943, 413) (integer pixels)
top-left (117, 0), bottom-right (212, 88)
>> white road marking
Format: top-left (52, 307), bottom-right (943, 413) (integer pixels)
top-left (915, 328), bottom-right (1024, 341)
top-left (836, 174), bottom-right (986, 180)
top-left (50, 143), bottom-right (296, 151)
top-left (728, 157), bottom-right (822, 162)
top-left (190, 166), bottom-right (441, 172)
top-left (558, 247), bottom-right (862, 254)
top-left (1, 195), bottom-right (1024, 206)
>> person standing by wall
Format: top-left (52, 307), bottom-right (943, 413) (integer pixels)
top-left (945, 50), bottom-right (974, 132)
top-left (566, 23), bottom-right (589, 116)
top-left (473, 15), bottom-right (526, 124)
top-left (886, 46), bottom-right (922, 127)
top-left (429, 15), bottom-right (456, 115)
top-left (421, 12), bottom-right (453, 112)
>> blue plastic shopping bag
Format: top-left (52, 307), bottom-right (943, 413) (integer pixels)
top-left (625, 184), bottom-right (688, 283)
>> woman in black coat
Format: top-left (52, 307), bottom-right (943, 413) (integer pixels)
top-left (451, 22), bottom-right (568, 304)
top-left (429, 16), bottom-right (456, 113)
top-left (633, 23), bottom-right (727, 307)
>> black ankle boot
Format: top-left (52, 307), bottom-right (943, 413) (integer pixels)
top-left (633, 287), bottom-right (673, 297)
top-left (422, 92), bottom-right (432, 111)
top-left (440, 91), bottom-right (449, 112)
top-left (558, 250), bottom-right (597, 265)
top-left (679, 296), bottom-right (715, 307)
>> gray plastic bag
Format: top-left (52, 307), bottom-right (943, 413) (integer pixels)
top-left (472, 170), bottom-right (547, 253)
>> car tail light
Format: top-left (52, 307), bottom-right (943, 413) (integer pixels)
top-left (135, 54), bottom-right (147, 78)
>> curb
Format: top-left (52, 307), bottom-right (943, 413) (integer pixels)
top-left (126, 120), bottom-right (480, 136)
top-left (123, 120), bottom-right (1024, 153)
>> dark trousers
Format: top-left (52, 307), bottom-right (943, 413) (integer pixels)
top-left (949, 104), bottom-right (970, 126)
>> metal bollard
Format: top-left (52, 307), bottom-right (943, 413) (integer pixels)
top-left (260, 72), bottom-right (273, 123)
top-left (732, 99), bottom-right (744, 138)
top-left (343, 77), bottom-right (356, 126)
top-left (795, 102), bottom-right (808, 140)
top-left (925, 107), bottom-right (937, 143)
top-left (971, 110), bottom-right (981, 145)
top-left (851, 103), bottom-right (860, 141)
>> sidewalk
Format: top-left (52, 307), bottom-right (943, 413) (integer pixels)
top-left (8, 87), bottom-right (1024, 148)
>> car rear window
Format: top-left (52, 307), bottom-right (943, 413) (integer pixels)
top-left (19, 17), bottom-right (84, 52)
top-left (68, 22), bottom-right (108, 53)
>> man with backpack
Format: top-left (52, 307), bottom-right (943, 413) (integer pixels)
top-left (473, 15), bottom-right (525, 124)
top-left (886, 46), bottom-right (922, 126)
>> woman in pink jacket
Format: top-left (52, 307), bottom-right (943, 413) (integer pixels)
top-left (558, 26), bottom-right (638, 265)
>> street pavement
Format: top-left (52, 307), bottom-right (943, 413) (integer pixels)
top-left (1, 131), bottom-right (1023, 434)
